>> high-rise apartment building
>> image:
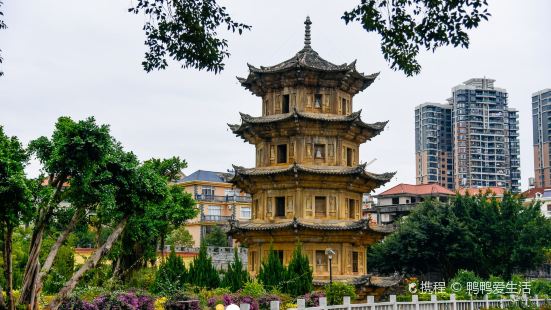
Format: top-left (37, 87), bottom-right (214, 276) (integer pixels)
top-left (415, 103), bottom-right (454, 190)
top-left (415, 78), bottom-right (521, 192)
top-left (532, 88), bottom-right (551, 187)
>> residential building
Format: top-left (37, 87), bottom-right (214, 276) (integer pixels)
top-left (521, 187), bottom-right (551, 219)
top-left (457, 187), bottom-right (506, 199)
top-left (366, 183), bottom-right (454, 224)
top-left (415, 78), bottom-right (521, 192)
top-left (415, 102), bottom-right (453, 190)
top-left (532, 89), bottom-right (551, 187)
top-left (452, 78), bottom-right (520, 191)
top-left (176, 170), bottom-right (252, 247)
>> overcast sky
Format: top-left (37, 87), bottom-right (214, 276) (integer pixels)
top-left (1, 0), bottom-right (550, 193)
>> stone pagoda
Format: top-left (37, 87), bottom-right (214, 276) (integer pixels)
top-left (228, 17), bottom-right (395, 282)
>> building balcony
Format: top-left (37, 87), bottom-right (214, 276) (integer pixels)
top-left (201, 214), bottom-right (233, 223)
top-left (195, 194), bottom-right (252, 203)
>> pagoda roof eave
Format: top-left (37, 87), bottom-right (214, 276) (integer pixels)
top-left (228, 218), bottom-right (394, 235)
top-left (228, 109), bottom-right (388, 143)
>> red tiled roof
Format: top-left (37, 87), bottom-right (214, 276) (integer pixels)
top-left (521, 187), bottom-right (551, 198)
top-left (377, 183), bottom-right (454, 196)
top-left (457, 187), bottom-right (506, 196)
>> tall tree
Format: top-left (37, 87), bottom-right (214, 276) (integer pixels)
top-left (204, 225), bottom-right (228, 247)
top-left (369, 194), bottom-right (551, 280)
top-left (48, 147), bottom-right (171, 309)
top-left (19, 117), bottom-right (113, 309)
top-left (257, 244), bottom-right (286, 291)
top-left (0, 127), bottom-right (33, 310)
top-left (284, 243), bottom-right (313, 297)
top-left (187, 241), bottom-right (220, 289)
top-left (221, 247), bottom-right (249, 292)
top-left (114, 157), bottom-right (197, 277)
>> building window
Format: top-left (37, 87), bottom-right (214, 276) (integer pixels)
top-left (314, 144), bottom-right (326, 159)
top-left (282, 95), bottom-right (290, 113)
top-left (315, 196), bottom-right (327, 218)
top-left (209, 206), bottom-right (221, 216)
top-left (277, 144), bottom-right (287, 164)
top-left (391, 197), bottom-right (399, 205)
top-left (341, 98), bottom-right (347, 115)
top-left (314, 94), bottom-right (322, 108)
top-left (202, 186), bottom-right (214, 197)
top-left (315, 250), bottom-right (328, 273)
top-left (275, 197), bottom-right (286, 217)
top-left (240, 207), bottom-right (251, 219)
top-left (348, 199), bottom-right (356, 219)
top-left (346, 147), bottom-right (353, 166)
top-left (352, 251), bottom-right (359, 273)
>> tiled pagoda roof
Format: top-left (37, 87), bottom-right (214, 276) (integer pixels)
top-left (232, 163), bottom-right (394, 182)
top-left (228, 108), bottom-right (388, 143)
top-left (228, 218), bottom-right (394, 234)
top-left (237, 17), bottom-right (378, 96)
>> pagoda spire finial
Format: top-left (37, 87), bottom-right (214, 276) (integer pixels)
top-left (304, 16), bottom-right (312, 49)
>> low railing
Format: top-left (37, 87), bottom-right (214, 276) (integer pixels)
top-left (201, 215), bottom-right (233, 222)
top-left (195, 194), bottom-right (252, 203)
top-left (247, 294), bottom-right (550, 310)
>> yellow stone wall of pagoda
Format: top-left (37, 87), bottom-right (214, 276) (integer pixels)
top-left (262, 86), bottom-right (353, 116)
top-left (255, 137), bottom-right (359, 167)
top-left (246, 241), bottom-right (366, 278)
top-left (249, 189), bottom-right (362, 221)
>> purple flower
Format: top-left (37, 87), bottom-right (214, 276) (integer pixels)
top-left (222, 294), bottom-right (236, 306)
top-left (208, 297), bottom-right (218, 308)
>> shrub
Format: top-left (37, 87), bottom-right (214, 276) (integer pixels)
top-left (258, 244), bottom-right (286, 291)
top-left (93, 291), bottom-right (155, 310)
top-left (58, 297), bottom-right (98, 310)
top-left (152, 248), bottom-right (187, 295)
top-left (204, 226), bottom-right (229, 247)
top-left (221, 248), bottom-right (250, 292)
top-left (300, 291), bottom-right (325, 307)
top-left (257, 294), bottom-right (281, 310)
top-left (284, 243), bottom-right (313, 296)
top-left (324, 282), bottom-right (356, 305)
top-left (241, 279), bottom-right (267, 298)
top-left (126, 267), bottom-right (157, 290)
top-left (187, 242), bottom-right (220, 289)
top-left (530, 279), bottom-right (551, 297)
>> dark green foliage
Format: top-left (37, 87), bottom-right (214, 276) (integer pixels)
top-left (284, 244), bottom-right (313, 296)
top-left (167, 226), bottom-right (195, 248)
top-left (204, 226), bottom-right (228, 247)
top-left (369, 194), bottom-right (551, 280)
top-left (324, 282), bottom-right (356, 305)
top-left (221, 248), bottom-right (249, 292)
top-left (128, 0), bottom-right (251, 74)
top-left (342, 0), bottom-right (491, 76)
top-left (43, 245), bottom-right (75, 294)
top-left (257, 244), bottom-right (286, 291)
top-left (152, 248), bottom-right (187, 295)
top-left (187, 242), bottom-right (220, 289)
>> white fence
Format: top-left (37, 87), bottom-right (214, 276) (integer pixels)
top-left (235, 294), bottom-right (550, 310)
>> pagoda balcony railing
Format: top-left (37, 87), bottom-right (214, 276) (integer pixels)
top-left (195, 194), bottom-right (252, 203)
top-left (201, 214), bottom-right (233, 223)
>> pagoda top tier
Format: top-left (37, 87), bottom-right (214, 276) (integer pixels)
top-left (237, 17), bottom-right (379, 97)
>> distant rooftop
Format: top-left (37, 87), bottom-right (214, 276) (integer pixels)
top-left (376, 183), bottom-right (454, 197)
top-left (178, 170), bottom-right (233, 183)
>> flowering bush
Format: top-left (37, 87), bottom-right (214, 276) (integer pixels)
top-left (58, 297), bottom-right (98, 310)
top-left (257, 294), bottom-right (280, 310)
top-left (299, 291), bottom-right (325, 307)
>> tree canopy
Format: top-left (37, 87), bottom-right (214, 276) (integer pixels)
top-left (369, 194), bottom-right (551, 280)
top-left (0, 1), bottom-right (491, 77)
